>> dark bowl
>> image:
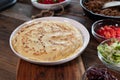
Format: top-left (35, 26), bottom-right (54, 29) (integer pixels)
top-left (82, 64), bottom-right (120, 80)
top-left (92, 19), bottom-right (120, 42)
top-left (80, 0), bottom-right (120, 20)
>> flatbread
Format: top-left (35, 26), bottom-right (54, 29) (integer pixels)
top-left (12, 21), bottom-right (83, 61)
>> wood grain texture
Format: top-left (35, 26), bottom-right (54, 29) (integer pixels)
top-left (0, 15), bottom-right (24, 80)
top-left (17, 56), bottom-right (85, 80)
top-left (0, 0), bottom-right (105, 80)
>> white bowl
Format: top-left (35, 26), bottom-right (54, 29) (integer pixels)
top-left (10, 17), bottom-right (90, 65)
top-left (31, 0), bottom-right (71, 10)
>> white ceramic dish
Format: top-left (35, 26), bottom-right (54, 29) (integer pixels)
top-left (10, 17), bottom-right (90, 65)
top-left (31, 0), bottom-right (71, 10)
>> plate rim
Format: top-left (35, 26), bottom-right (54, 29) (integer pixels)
top-left (9, 17), bottom-right (90, 65)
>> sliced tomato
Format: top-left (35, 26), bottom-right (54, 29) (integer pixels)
top-left (104, 31), bottom-right (111, 38)
top-left (116, 28), bottom-right (120, 37)
top-left (97, 25), bottom-right (120, 39)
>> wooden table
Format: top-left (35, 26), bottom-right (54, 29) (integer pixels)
top-left (0, 0), bottom-right (102, 80)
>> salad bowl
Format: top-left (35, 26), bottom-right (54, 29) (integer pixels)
top-left (97, 38), bottom-right (120, 71)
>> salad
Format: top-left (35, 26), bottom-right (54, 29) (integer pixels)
top-left (97, 38), bottom-right (120, 64)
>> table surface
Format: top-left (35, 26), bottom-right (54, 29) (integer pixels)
top-left (0, 0), bottom-right (102, 80)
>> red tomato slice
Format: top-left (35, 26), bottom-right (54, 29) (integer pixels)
top-left (97, 25), bottom-right (120, 39)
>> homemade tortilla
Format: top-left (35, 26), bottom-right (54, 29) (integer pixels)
top-left (12, 21), bottom-right (83, 61)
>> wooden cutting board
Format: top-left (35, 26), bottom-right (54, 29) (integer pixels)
top-left (17, 56), bottom-right (85, 80)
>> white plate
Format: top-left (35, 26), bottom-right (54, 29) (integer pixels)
top-left (31, 0), bottom-right (71, 10)
top-left (10, 17), bottom-right (90, 65)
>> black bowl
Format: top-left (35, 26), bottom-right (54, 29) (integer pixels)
top-left (82, 64), bottom-right (120, 80)
top-left (80, 0), bottom-right (120, 20)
